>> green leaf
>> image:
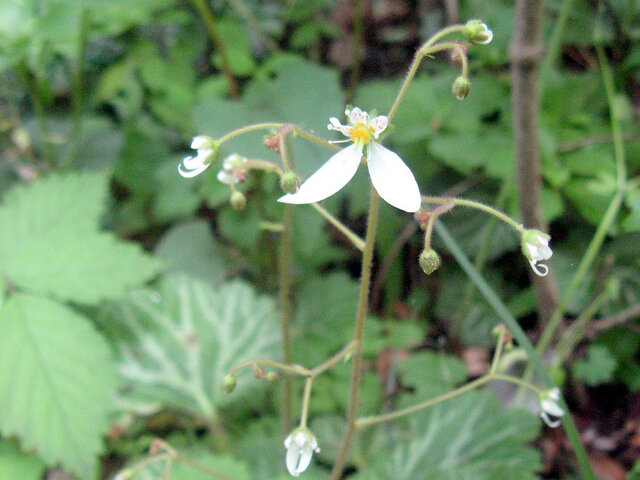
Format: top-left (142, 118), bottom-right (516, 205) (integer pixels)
top-left (0, 294), bottom-right (117, 478)
top-left (0, 441), bottom-right (46, 480)
top-left (99, 275), bottom-right (280, 418)
top-left (396, 352), bottom-right (468, 406)
top-left (124, 449), bottom-right (250, 480)
top-left (0, 172), bottom-right (107, 238)
top-left (354, 391), bottom-right (541, 480)
top-left (0, 173), bottom-right (161, 303)
top-left (293, 273), bottom-right (359, 365)
top-left (573, 345), bottom-right (617, 386)
top-left (154, 220), bottom-right (227, 285)
top-left (5, 230), bottom-right (161, 304)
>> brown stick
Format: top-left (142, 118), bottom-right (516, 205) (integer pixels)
top-left (510, 0), bottom-right (560, 324)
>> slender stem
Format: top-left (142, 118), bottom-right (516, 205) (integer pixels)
top-left (228, 358), bottom-right (310, 377)
top-left (189, 0), bottom-right (239, 98)
top-left (538, 0), bottom-right (575, 94)
top-left (387, 25), bottom-right (467, 122)
top-left (535, 179), bottom-right (625, 356)
top-left (310, 203), bottom-right (365, 251)
top-left (16, 61), bottom-right (54, 165)
top-left (309, 341), bottom-right (357, 377)
top-left (153, 439), bottom-right (239, 480)
top-left (299, 377), bottom-right (314, 428)
top-left (422, 195), bottom-right (524, 232)
top-left (62, 8), bottom-right (90, 169)
top-left (434, 221), bottom-right (595, 480)
top-left (330, 188), bottom-right (380, 480)
top-left (596, 43), bottom-right (627, 187)
top-left (292, 126), bottom-right (340, 151)
top-left (490, 330), bottom-right (506, 374)
top-left (217, 122), bottom-right (284, 144)
top-left (553, 289), bottom-right (610, 366)
top-left (279, 202), bottom-right (295, 435)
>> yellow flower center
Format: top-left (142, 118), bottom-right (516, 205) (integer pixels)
top-left (350, 126), bottom-right (373, 144)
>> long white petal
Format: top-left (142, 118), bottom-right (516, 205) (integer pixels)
top-left (278, 144), bottom-right (362, 205)
top-left (366, 142), bottom-right (421, 212)
top-left (178, 163), bottom-right (209, 178)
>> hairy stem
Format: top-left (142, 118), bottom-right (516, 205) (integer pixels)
top-left (190, 0), bottom-right (239, 98)
top-left (510, 0), bottom-right (560, 324)
top-left (330, 187), bottom-right (380, 480)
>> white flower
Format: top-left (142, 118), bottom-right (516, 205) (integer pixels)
top-left (284, 427), bottom-right (320, 477)
top-left (178, 136), bottom-right (217, 178)
top-left (522, 229), bottom-right (553, 277)
top-left (539, 387), bottom-right (565, 428)
top-left (216, 153), bottom-right (248, 184)
top-left (278, 107), bottom-right (421, 213)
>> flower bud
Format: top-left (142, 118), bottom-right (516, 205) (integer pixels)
top-left (452, 76), bottom-right (471, 100)
top-left (521, 229), bottom-right (552, 277)
top-left (419, 249), bottom-right (441, 275)
top-left (464, 19), bottom-right (493, 45)
top-left (222, 374), bottom-right (237, 393)
top-left (230, 191), bottom-right (247, 210)
top-left (280, 171), bottom-right (300, 194)
top-left (266, 371), bottom-right (279, 383)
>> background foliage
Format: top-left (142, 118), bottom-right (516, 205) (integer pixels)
top-left (0, 0), bottom-right (639, 479)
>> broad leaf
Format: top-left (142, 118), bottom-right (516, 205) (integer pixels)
top-left (354, 391), bottom-right (541, 480)
top-left (0, 441), bottom-right (46, 480)
top-left (100, 275), bottom-right (280, 419)
top-left (0, 173), bottom-right (161, 303)
top-left (0, 294), bottom-right (117, 479)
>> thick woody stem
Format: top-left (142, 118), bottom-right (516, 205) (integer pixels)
top-left (510, 0), bottom-right (559, 324)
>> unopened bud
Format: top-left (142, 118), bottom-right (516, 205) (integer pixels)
top-left (230, 191), bottom-right (247, 210)
top-left (280, 171), bottom-right (300, 194)
top-left (464, 19), bottom-right (493, 45)
top-left (266, 371), bottom-right (279, 383)
top-left (223, 374), bottom-right (237, 393)
top-left (452, 76), bottom-right (471, 100)
top-left (419, 249), bottom-right (441, 275)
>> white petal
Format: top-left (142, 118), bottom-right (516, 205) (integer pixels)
top-left (216, 169), bottom-right (233, 184)
top-left (542, 399), bottom-right (565, 418)
top-left (178, 162), bottom-right (209, 178)
top-left (370, 115), bottom-right (388, 137)
top-left (366, 142), bottom-right (421, 212)
top-left (295, 447), bottom-right (313, 475)
top-left (538, 244), bottom-right (553, 260)
top-left (285, 445), bottom-right (302, 477)
top-left (278, 144), bottom-right (362, 205)
top-left (191, 136), bottom-right (209, 149)
top-left (350, 107), bottom-right (367, 125)
top-left (529, 259), bottom-right (549, 277)
top-left (541, 411), bottom-right (562, 428)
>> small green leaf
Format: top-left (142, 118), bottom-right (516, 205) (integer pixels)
top-left (573, 345), bottom-right (617, 386)
top-left (100, 276), bottom-right (280, 418)
top-left (0, 294), bottom-right (117, 478)
top-left (0, 441), bottom-right (46, 480)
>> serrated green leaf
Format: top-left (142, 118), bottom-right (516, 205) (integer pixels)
top-left (0, 441), bottom-right (46, 480)
top-left (5, 230), bottom-right (161, 303)
top-left (0, 172), bottom-right (107, 242)
top-left (0, 294), bottom-right (117, 478)
top-left (354, 391), bottom-right (541, 480)
top-left (99, 275), bottom-right (280, 418)
top-left (0, 173), bottom-right (161, 303)
top-left (573, 345), bottom-right (617, 386)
